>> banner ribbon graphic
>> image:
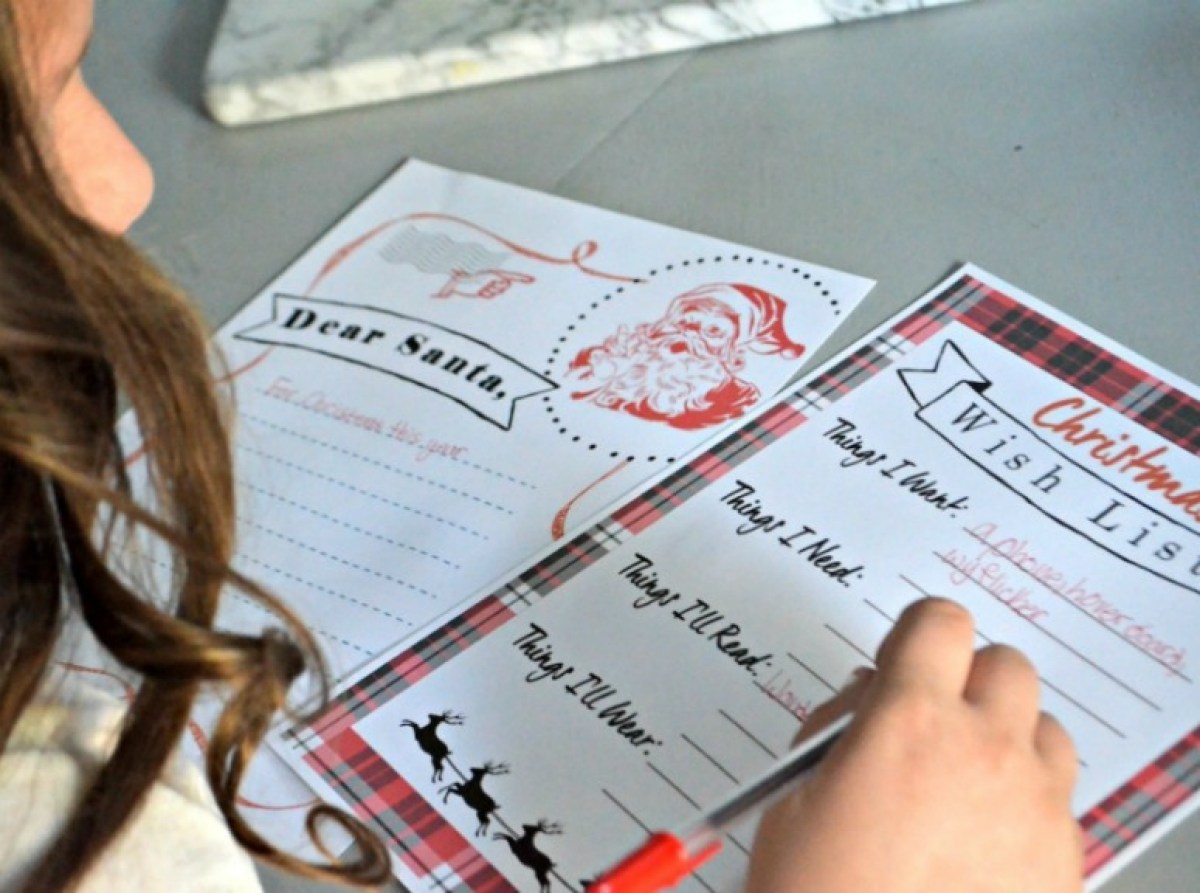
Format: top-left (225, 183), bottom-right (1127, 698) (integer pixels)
top-left (899, 341), bottom-right (1200, 596)
top-left (236, 294), bottom-right (557, 430)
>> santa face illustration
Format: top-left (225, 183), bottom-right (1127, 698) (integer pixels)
top-left (565, 283), bottom-right (805, 431)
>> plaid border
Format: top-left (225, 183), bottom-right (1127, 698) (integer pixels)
top-left (1082, 725), bottom-right (1200, 876)
top-left (304, 729), bottom-right (514, 893)
top-left (956, 275), bottom-right (1200, 453)
top-left (288, 272), bottom-right (1199, 888)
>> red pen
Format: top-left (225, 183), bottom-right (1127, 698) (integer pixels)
top-left (590, 713), bottom-right (852, 893)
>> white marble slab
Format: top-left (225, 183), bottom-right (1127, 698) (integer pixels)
top-left (204, 0), bottom-right (974, 126)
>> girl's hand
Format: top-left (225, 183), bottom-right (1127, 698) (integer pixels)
top-left (748, 598), bottom-right (1083, 893)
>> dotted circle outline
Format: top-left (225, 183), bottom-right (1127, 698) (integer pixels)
top-left (542, 254), bottom-right (842, 463)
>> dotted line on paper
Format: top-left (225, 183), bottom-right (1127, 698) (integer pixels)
top-left (251, 395), bottom-right (538, 491)
top-left (239, 481), bottom-right (462, 570)
top-left (227, 588), bottom-right (374, 658)
top-left (239, 554), bottom-right (421, 628)
top-left (243, 521), bottom-right (439, 600)
top-left (136, 548), bottom-right (389, 657)
top-left (237, 444), bottom-right (489, 540)
top-left (242, 413), bottom-right (515, 515)
top-left (441, 453), bottom-right (537, 491)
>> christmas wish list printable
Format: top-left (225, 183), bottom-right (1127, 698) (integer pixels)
top-left (111, 159), bottom-right (872, 854)
top-left (275, 264), bottom-right (1200, 891)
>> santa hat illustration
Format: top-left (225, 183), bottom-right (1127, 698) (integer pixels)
top-left (666, 283), bottom-right (806, 360)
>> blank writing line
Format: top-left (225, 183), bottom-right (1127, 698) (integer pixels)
top-left (238, 444), bottom-right (489, 539)
top-left (1041, 680), bottom-right (1125, 739)
top-left (787, 653), bottom-right (837, 693)
top-left (824, 623), bottom-right (876, 665)
top-left (647, 763), bottom-right (702, 810)
top-left (681, 734), bottom-right (740, 785)
top-left (934, 551), bottom-right (1160, 712)
top-left (726, 835), bottom-right (752, 858)
top-left (863, 598), bottom-right (897, 624)
top-left (601, 789), bottom-right (649, 833)
top-left (228, 591), bottom-right (371, 658)
top-left (240, 481), bottom-right (462, 569)
top-left (244, 413), bottom-right (517, 514)
top-left (246, 521), bottom-right (441, 600)
top-left (900, 574), bottom-right (939, 599)
top-left (717, 709), bottom-right (778, 760)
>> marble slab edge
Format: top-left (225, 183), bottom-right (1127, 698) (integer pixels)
top-left (203, 0), bottom-right (975, 127)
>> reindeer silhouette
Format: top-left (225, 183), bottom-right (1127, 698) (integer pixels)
top-left (439, 761), bottom-right (510, 836)
top-left (399, 710), bottom-right (464, 782)
top-left (494, 819), bottom-right (563, 893)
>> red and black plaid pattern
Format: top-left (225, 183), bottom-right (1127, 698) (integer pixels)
top-left (1081, 726), bottom-right (1200, 876)
top-left (305, 728), bottom-right (514, 891)
top-left (283, 271), bottom-right (1198, 890)
top-left (958, 275), bottom-right (1200, 454)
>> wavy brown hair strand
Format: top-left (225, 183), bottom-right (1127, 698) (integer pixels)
top-left (0, 2), bottom-right (389, 888)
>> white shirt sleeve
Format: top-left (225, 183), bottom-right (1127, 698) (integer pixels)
top-left (0, 677), bottom-right (263, 893)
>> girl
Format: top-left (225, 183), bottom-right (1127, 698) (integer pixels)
top-left (0, 0), bottom-right (386, 889)
top-left (0, 0), bottom-right (1083, 890)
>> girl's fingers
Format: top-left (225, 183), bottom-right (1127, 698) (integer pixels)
top-left (794, 666), bottom-right (875, 745)
top-left (963, 643), bottom-right (1042, 736)
top-left (873, 598), bottom-right (977, 701)
top-left (1034, 711), bottom-right (1080, 794)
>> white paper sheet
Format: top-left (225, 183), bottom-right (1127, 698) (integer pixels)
top-left (107, 159), bottom-right (871, 855)
top-left (274, 265), bottom-right (1200, 889)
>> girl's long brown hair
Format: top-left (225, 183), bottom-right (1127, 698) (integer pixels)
top-left (0, 3), bottom-right (389, 889)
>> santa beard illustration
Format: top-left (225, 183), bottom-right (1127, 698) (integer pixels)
top-left (566, 284), bottom-right (804, 431)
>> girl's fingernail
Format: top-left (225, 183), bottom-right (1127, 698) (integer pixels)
top-left (840, 666), bottom-right (873, 691)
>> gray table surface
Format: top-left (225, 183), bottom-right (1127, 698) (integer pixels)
top-left (88, 0), bottom-right (1198, 890)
